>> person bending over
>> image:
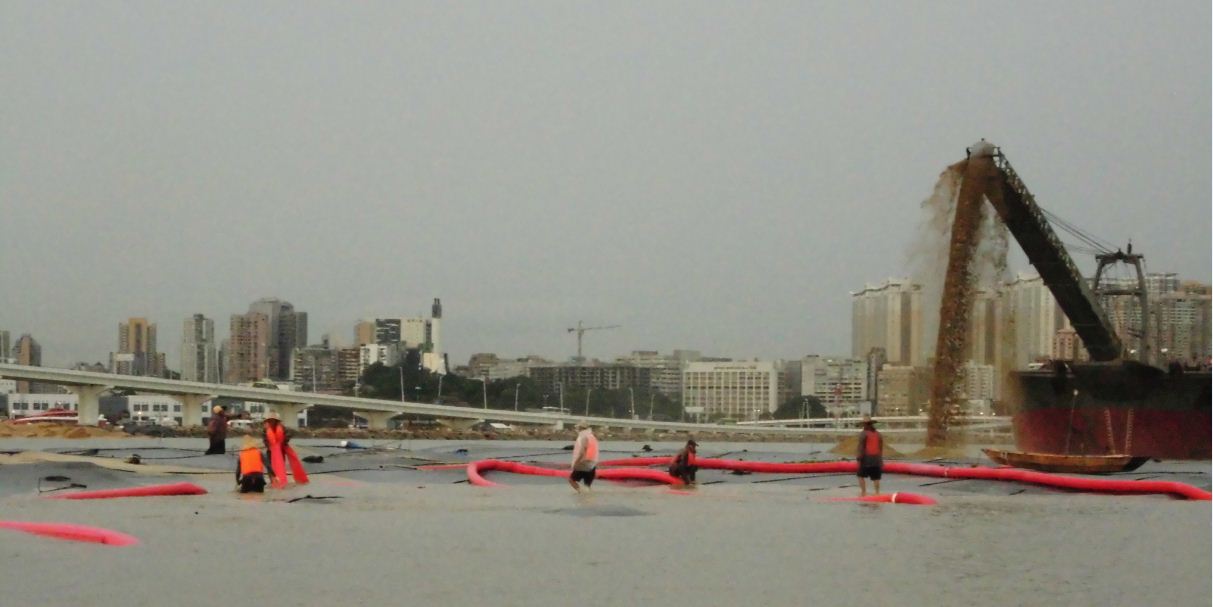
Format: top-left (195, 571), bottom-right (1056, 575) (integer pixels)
top-left (668, 439), bottom-right (699, 484)
top-left (235, 436), bottom-right (267, 493)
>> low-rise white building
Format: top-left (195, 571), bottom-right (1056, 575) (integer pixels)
top-left (682, 360), bottom-right (780, 421)
top-left (801, 355), bottom-right (869, 416)
top-left (615, 350), bottom-right (694, 397)
top-left (360, 343), bottom-right (402, 370)
top-left (124, 395), bottom-right (184, 425)
top-left (5, 393), bottom-right (79, 417)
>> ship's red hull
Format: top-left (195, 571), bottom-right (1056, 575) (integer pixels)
top-left (1013, 362), bottom-right (1211, 460)
top-left (1014, 407), bottom-right (1211, 460)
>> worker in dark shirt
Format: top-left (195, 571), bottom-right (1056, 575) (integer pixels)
top-left (205, 405), bottom-right (230, 455)
top-left (856, 415), bottom-right (883, 496)
top-left (669, 439), bottom-right (699, 484)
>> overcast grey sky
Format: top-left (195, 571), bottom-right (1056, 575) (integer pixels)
top-left (2, 2), bottom-right (1209, 369)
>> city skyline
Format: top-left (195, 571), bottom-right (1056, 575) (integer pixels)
top-left (3, 3), bottom-right (1208, 371)
top-left (4, 266), bottom-right (1208, 374)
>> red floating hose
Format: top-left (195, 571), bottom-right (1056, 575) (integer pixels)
top-left (828, 492), bottom-right (938, 505)
top-left (467, 460), bottom-right (681, 488)
top-left (460, 456), bottom-right (1209, 500)
top-left (599, 457), bottom-right (1210, 500)
top-left (47, 482), bottom-right (208, 500)
top-left (0, 520), bottom-right (140, 546)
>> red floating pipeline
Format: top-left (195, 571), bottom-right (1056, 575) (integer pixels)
top-left (599, 457), bottom-right (1211, 501)
top-left (0, 520), bottom-right (139, 546)
top-left (467, 460), bottom-right (681, 488)
top-left (47, 482), bottom-right (208, 500)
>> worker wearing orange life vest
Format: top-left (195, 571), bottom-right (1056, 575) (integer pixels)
top-left (262, 413), bottom-right (289, 480)
top-left (856, 414), bottom-right (883, 497)
top-left (235, 436), bottom-right (267, 493)
top-left (568, 422), bottom-right (599, 492)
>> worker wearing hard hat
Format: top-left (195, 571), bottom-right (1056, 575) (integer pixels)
top-left (235, 436), bottom-right (268, 493)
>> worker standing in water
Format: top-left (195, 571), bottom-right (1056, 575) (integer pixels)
top-left (668, 439), bottom-right (699, 485)
top-left (568, 422), bottom-right (598, 493)
top-left (235, 436), bottom-right (267, 493)
top-left (205, 405), bottom-right (231, 455)
top-left (262, 411), bottom-right (289, 487)
top-left (857, 415), bottom-right (883, 497)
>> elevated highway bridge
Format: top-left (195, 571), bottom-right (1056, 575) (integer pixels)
top-left (1, 364), bottom-right (1011, 437)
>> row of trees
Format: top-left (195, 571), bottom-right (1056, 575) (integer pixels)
top-left (351, 356), bottom-right (684, 420)
top-left (306, 351), bottom-right (834, 425)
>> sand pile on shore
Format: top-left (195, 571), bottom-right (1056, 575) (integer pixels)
top-left (0, 422), bottom-right (127, 439)
top-left (829, 435), bottom-right (904, 458)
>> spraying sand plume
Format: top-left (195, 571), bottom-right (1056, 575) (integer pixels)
top-left (921, 143), bottom-right (1008, 447)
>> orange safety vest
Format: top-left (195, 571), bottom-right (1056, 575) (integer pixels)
top-left (863, 430), bottom-right (882, 456)
top-left (583, 433), bottom-right (599, 460)
top-left (239, 448), bottom-right (264, 475)
top-left (265, 423), bottom-right (285, 446)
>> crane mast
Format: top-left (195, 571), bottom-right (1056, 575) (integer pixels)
top-left (567, 321), bottom-right (620, 364)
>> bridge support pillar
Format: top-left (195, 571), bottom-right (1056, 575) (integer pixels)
top-left (360, 411), bottom-right (398, 430)
top-left (272, 403), bottom-right (309, 429)
top-left (171, 394), bottom-right (215, 428)
top-left (67, 385), bottom-right (110, 426)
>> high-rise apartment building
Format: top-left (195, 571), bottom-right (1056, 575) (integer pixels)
top-left (241, 298), bottom-right (307, 381)
top-left (110, 318), bottom-right (165, 377)
top-left (354, 320), bottom-right (376, 346)
top-left (336, 347), bottom-right (362, 388)
top-left (291, 345), bottom-right (340, 393)
top-left (851, 279), bottom-right (925, 366)
top-left (225, 312), bottom-right (269, 384)
top-left (400, 318), bottom-right (429, 348)
top-left (1052, 327), bottom-right (1088, 362)
top-left (1154, 282), bottom-right (1212, 364)
top-left (0, 330), bottom-right (12, 364)
top-left (374, 318), bottom-right (402, 345)
top-left (181, 314), bottom-right (219, 383)
top-left (961, 360), bottom-right (997, 401)
top-left (967, 289), bottom-right (1003, 366)
top-left (13, 334), bottom-right (41, 393)
top-left (1001, 273), bottom-right (1067, 370)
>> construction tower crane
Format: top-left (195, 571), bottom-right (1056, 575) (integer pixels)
top-left (567, 321), bottom-right (620, 364)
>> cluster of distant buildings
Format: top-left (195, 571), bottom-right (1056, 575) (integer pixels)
top-left (454, 271), bottom-right (1211, 422)
top-left (2, 270), bottom-right (1209, 424)
top-left (0, 297), bottom-right (446, 424)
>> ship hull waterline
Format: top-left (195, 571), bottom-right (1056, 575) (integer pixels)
top-left (1012, 362), bottom-right (1211, 460)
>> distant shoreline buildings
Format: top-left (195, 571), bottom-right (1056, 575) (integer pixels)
top-left (851, 271), bottom-right (1211, 416)
top-left (1, 264), bottom-right (1208, 423)
top-left (110, 317), bottom-right (165, 378)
